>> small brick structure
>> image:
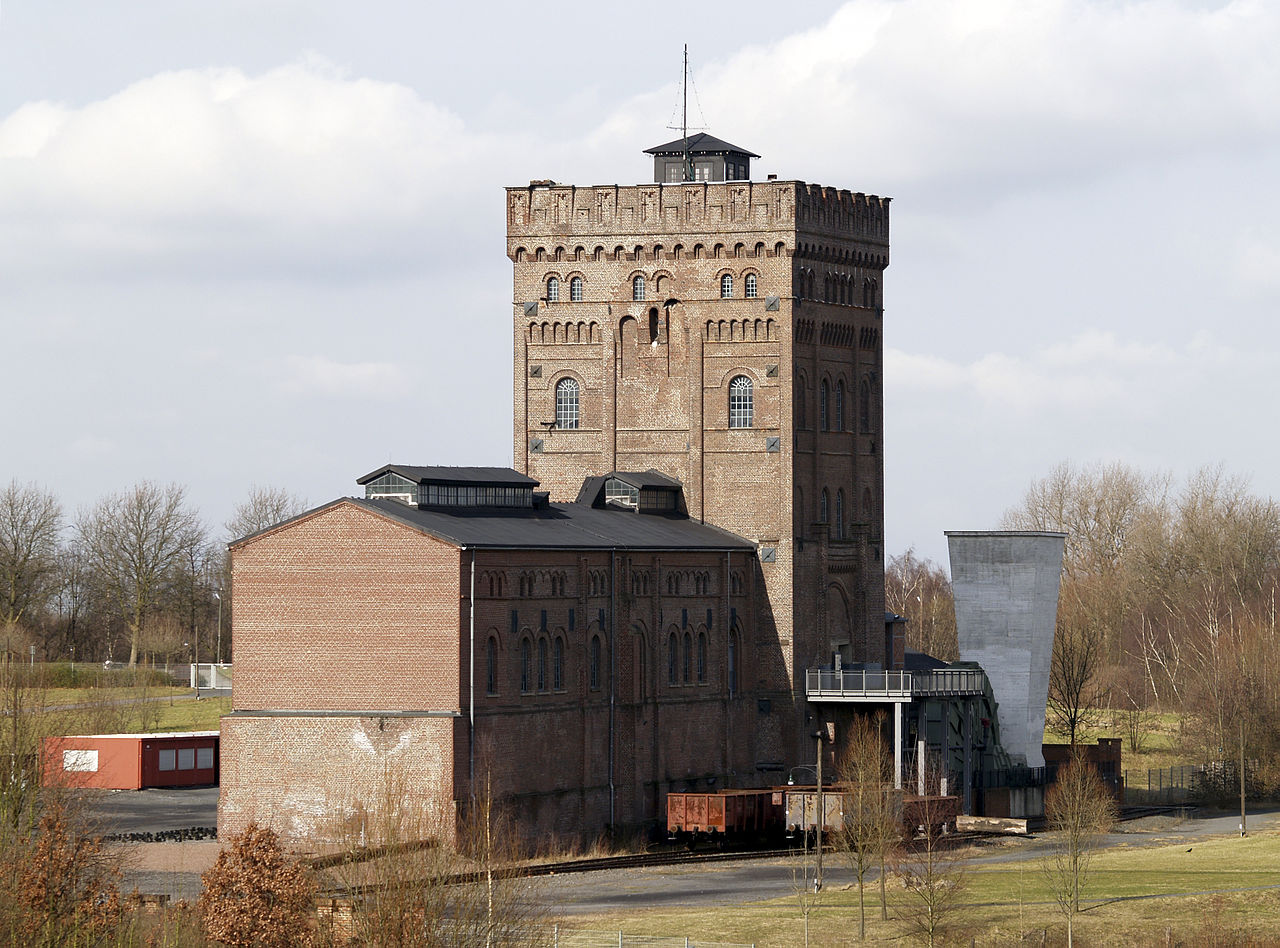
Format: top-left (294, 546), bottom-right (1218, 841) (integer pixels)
top-left (42, 731), bottom-right (219, 790)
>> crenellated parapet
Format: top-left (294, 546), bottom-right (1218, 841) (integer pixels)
top-left (506, 180), bottom-right (889, 261)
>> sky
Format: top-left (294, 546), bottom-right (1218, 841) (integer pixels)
top-left (1, 0), bottom-right (1277, 566)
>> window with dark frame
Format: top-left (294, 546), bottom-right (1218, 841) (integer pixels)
top-left (720, 274), bottom-right (733, 298)
top-left (520, 638), bottom-right (531, 693)
top-left (547, 276), bottom-right (559, 303)
top-left (745, 273), bottom-right (757, 299)
top-left (633, 275), bottom-right (646, 301)
top-left (668, 632), bottom-right (678, 685)
top-left (570, 276), bottom-right (583, 302)
top-left (553, 636), bottom-right (564, 690)
top-left (590, 635), bottom-right (602, 690)
top-left (487, 637), bottom-right (497, 693)
top-left (697, 631), bottom-right (707, 682)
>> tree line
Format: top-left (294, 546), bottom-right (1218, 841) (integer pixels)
top-left (888, 460), bottom-right (1280, 786)
top-left (0, 480), bottom-right (306, 668)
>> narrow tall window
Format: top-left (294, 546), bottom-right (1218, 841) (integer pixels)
top-left (835, 380), bottom-right (845, 431)
top-left (486, 636), bottom-right (497, 694)
top-left (860, 379), bottom-right (871, 433)
top-left (697, 631), bottom-right (707, 683)
top-left (570, 276), bottom-right (583, 302)
top-left (520, 638), bottom-right (531, 693)
top-left (668, 632), bottom-right (678, 685)
top-left (546, 276), bottom-right (559, 303)
top-left (553, 636), bottom-right (564, 690)
top-left (729, 375), bottom-right (753, 429)
top-left (720, 274), bottom-right (734, 298)
top-left (555, 377), bottom-right (579, 429)
top-left (537, 637), bottom-right (548, 691)
top-left (682, 631), bottom-right (692, 683)
top-left (820, 489), bottom-right (829, 523)
top-left (633, 275), bottom-right (646, 301)
top-left (648, 307), bottom-right (660, 343)
top-left (835, 490), bottom-right (845, 540)
top-left (744, 273), bottom-right (757, 299)
top-left (820, 380), bottom-right (829, 431)
top-left (589, 635), bottom-right (602, 690)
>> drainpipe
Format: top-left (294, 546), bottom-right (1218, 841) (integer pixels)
top-left (609, 551), bottom-right (617, 827)
top-left (468, 548), bottom-right (476, 796)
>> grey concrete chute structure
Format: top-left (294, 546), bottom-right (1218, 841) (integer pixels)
top-left (947, 531), bottom-right (1066, 770)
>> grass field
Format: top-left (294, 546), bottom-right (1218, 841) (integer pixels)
top-left (21, 686), bottom-right (230, 736)
top-left (565, 828), bottom-right (1280, 946)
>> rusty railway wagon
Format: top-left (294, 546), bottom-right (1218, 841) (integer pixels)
top-left (784, 786), bottom-right (961, 839)
top-left (666, 789), bottom-right (785, 847)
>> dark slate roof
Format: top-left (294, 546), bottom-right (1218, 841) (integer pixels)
top-left (348, 497), bottom-right (754, 552)
top-left (356, 465), bottom-right (539, 487)
top-left (612, 470), bottom-right (682, 490)
top-left (885, 610), bottom-right (908, 624)
top-left (903, 650), bottom-right (951, 672)
top-left (644, 133), bottom-right (760, 158)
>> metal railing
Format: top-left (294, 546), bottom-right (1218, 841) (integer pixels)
top-left (806, 668), bottom-right (912, 699)
top-left (805, 667), bottom-right (987, 701)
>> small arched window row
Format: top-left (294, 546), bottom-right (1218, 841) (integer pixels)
top-left (703, 318), bottom-right (776, 342)
top-left (528, 320), bottom-right (600, 345)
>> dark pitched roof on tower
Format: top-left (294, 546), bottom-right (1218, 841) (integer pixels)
top-left (356, 465), bottom-right (538, 487)
top-left (643, 133), bottom-right (760, 158)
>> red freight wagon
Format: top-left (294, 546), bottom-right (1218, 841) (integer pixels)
top-left (667, 789), bottom-right (784, 846)
top-left (41, 731), bottom-right (219, 790)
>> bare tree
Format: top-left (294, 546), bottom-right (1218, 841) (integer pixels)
top-left (1048, 609), bottom-right (1108, 746)
top-left (323, 762), bottom-right (548, 948)
top-left (225, 485), bottom-right (308, 541)
top-left (1043, 752), bottom-right (1118, 947)
top-left (0, 481), bottom-right (63, 632)
top-left (836, 713), bottom-right (898, 939)
top-left (76, 481), bottom-right (204, 666)
top-left (893, 757), bottom-right (967, 947)
top-left (885, 549), bottom-right (957, 660)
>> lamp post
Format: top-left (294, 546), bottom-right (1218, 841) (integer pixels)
top-left (813, 728), bottom-right (825, 891)
top-left (212, 589), bottom-right (223, 668)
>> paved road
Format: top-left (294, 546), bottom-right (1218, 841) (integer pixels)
top-left (81, 785), bottom-right (219, 836)
top-left (81, 788), bottom-right (1280, 912)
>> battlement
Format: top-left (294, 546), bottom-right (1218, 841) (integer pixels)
top-left (506, 180), bottom-right (889, 247)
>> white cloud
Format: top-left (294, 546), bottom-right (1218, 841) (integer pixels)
top-left (276, 355), bottom-right (408, 398)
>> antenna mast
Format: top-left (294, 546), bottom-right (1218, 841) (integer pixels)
top-left (682, 44), bottom-right (692, 182)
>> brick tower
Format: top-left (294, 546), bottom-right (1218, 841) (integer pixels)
top-left (507, 144), bottom-right (891, 767)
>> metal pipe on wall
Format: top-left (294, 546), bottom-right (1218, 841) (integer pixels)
top-left (469, 548), bottom-right (476, 795)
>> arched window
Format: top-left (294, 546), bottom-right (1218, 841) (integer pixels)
top-left (835, 380), bottom-right (845, 432)
top-left (796, 375), bottom-right (807, 429)
top-left (729, 375), bottom-right (753, 429)
top-left (744, 273), bottom-right (758, 299)
top-left (570, 276), bottom-right (583, 302)
top-left (555, 377), bottom-right (579, 429)
top-left (537, 637), bottom-right (548, 691)
top-left (728, 630), bottom-right (739, 696)
top-left (835, 490), bottom-right (845, 540)
top-left (668, 632), bottom-right (678, 686)
top-left (860, 379), bottom-right (871, 433)
top-left (682, 631), bottom-right (692, 683)
top-left (820, 380), bottom-right (829, 431)
top-left (553, 636), bottom-right (564, 690)
top-left (648, 307), bottom-right (660, 343)
top-left (520, 637), bottom-right (531, 693)
top-left (589, 634), bottom-right (602, 691)
top-left (546, 276), bottom-right (559, 303)
top-left (720, 274), bottom-right (734, 298)
top-left (486, 636), bottom-right (498, 694)
top-left (697, 631), bottom-right (707, 683)
top-left (633, 275), bottom-right (646, 301)
top-left (820, 489), bottom-right (829, 523)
